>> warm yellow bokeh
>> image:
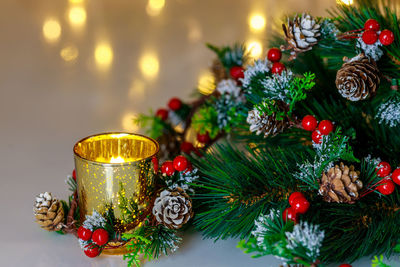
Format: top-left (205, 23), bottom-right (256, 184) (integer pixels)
top-left (197, 71), bottom-right (216, 95)
top-left (122, 112), bottom-right (139, 132)
top-left (69, 0), bottom-right (84, 3)
top-left (42, 18), bottom-right (61, 43)
top-left (246, 40), bottom-right (263, 58)
top-left (139, 52), bottom-right (159, 80)
top-left (95, 42), bottom-right (113, 70)
top-left (146, 0), bottom-right (165, 16)
top-left (249, 13), bottom-right (266, 32)
top-left (60, 45), bottom-right (79, 62)
top-left (336, 0), bottom-right (353, 5)
top-left (68, 6), bottom-right (87, 27)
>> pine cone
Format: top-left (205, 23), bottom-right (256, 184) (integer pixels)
top-left (157, 132), bottom-right (181, 162)
top-left (335, 54), bottom-right (380, 101)
top-left (319, 163), bottom-right (363, 204)
top-left (152, 188), bottom-right (193, 229)
top-left (211, 58), bottom-right (228, 83)
top-left (282, 13), bottom-right (321, 60)
top-left (247, 109), bottom-right (288, 137)
top-left (33, 192), bottom-right (65, 231)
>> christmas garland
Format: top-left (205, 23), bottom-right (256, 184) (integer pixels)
top-left (34, 0), bottom-right (400, 266)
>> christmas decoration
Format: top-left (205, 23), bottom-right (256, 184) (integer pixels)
top-left (152, 187), bottom-right (193, 229)
top-left (375, 90), bottom-right (400, 127)
top-left (230, 66), bottom-right (244, 80)
top-left (197, 132), bottom-right (211, 143)
top-left (392, 168), bottom-right (400, 185)
top-left (33, 192), bottom-right (64, 231)
top-left (77, 226), bottom-right (92, 241)
top-left (156, 108), bottom-right (168, 121)
top-left (92, 229), bottom-right (109, 246)
top-left (211, 58), bottom-right (228, 83)
top-left (377, 178), bottom-right (395, 195)
top-left (161, 161), bottom-right (175, 176)
top-left (319, 163), bottom-right (363, 203)
top-left (180, 141), bottom-right (194, 154)
top-left (318, 120), bottom-right (334, 135)
top-left (72, 169), bottom-right (76, 181)
top-left (288, 192), bottom-right (305, 206)
top-left (247, 107), bottom-right (289, 137)
top-left (282, 13), bottom-right (321, 60)
top-left (362, 29), bottom-right (379, 45)
top-left (271, 62), bottom-right (286, 74)
top-left (168, 98), bottom-right (182, 111)
top-left (302, 115), bottom-right (318, 131)
top-left (376, 161), bottom-right (391, 177)
top-left (216, 79), bottom-right (242, 98)
top-left (364, 19), bottom-right (380, 31)
top-left (84, 246), bottom-right (100, 258)
top-left (173, 155), bottom-right (188, 172)
top-left (335, 54), bottom-right (380, 101)
top-left (339, 264), bottom-right (352, 267)
top-left (311, 130), bottom-right (322, 144)
top-left (291, 197), bottom-right (310, 214)
top-left (282, 207), bottom-right (299, 224)
top-left (267, 47), bottom-right (282, 62)
top-left (379, 29), bottom-right (395, 46)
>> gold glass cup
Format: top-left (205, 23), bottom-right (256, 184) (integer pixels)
top-left (73, 133), bottom-right (159, 235)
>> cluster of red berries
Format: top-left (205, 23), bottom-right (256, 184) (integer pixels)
top-left (161, 155), bottom-right (193, 176)
top-left (267, 47), bottom-right (286, 75)
top-left (229, 65), bottom-right (245, 81)
top-left (282, 192), bottom-right (310, 224)
top-left (77, 226), bottom-right (109, 258)
top-left (375, 162), bottom-right (400, 195)
top-left (155, 97), bottom-right (184, 121)
top-left (362, 19), bottom-right (394, 46)
top-left (301, 115), bottom-right (334, 144)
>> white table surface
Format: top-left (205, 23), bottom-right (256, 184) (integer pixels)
top-left (1, 0), bottom-right (399, 266)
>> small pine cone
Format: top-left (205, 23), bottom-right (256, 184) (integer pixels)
top-left (33, 192), bottom-right (65, 231)
top-left (282, 13), bottom-right (321, 59)
top-left (157, 132), bottom-right (181, 162)
top-left (336, 54), bottom-right (380, 101)
top-left (319, 163), bottom-right (363, 204)
top-left (211, 58), bottom-right (228, 83)
top-left (247, 109), bottom-right (288, 137)
top-left (152, 187), bottom-right (193, 229)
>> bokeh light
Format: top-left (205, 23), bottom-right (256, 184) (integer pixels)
top-left (60, 45), bottom-right (79, 62)
top-left (249, 13), bottom-right (266, 32)
top-left (68, 6), bottom-right (87, 27)
top-left (122, 112), bottom-right (139, 132)
top-left (139, 52), bottom-right (159, 80)
top-left (197, 71), bottom-right (216, 95)
top-left (42, 18), bottom-right (61, 43)
top-left (337, 0), bottom-right (353, 5)
top-left (95, 42), bottom-right (113, 70)
top-left (129, 79), bottom-right (146, 99)
top-left (246, 40), bottom-right (263, 58)
top-left (146, 0), bottom-right (165, 16)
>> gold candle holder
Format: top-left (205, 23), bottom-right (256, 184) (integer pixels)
top-left (73, 133), bottom-right (159, 235)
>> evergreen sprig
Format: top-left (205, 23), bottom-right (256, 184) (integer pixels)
top-left (206, 43), bottom-right (247, 70)
top-left (286, 72), bottom-right (316, 116)
top-left (191, 105), bottom-right (220, 138)
top-left (134, 112), bottom-right (170, 139)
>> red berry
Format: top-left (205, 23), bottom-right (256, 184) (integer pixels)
top-left (392, 168), bottom-right (400, 185)
top-left (230, 66), bottom-right (244, 80)
top-left (364, 19), bottom-right (380, 31)
top-left (168, 98), bottom-right (182, 111)
top-left (267, 48), bottom-right (282, 62)
top-left (362, 29), bottom-right (379, 45)
top-left (155, 108), bottom-right (168, 121)
top-left (152, 157), bottom-right (159, 173)
top-left (77, 226), bottom-right (92, 241)
top-left (173, 155), bottom-right (189, 172)
top-left (84, 246), bottom-right (100, 258)
top-left (288, 192), bottom-right (305, 206)
top-left (92, 229), bottom-right (109, 246)
top-left (292, 197), bottom-right (310, 214)
top-left (379, 29), bottom-right (395, 46)
top-left (271, 62), bottom-right (286, 74)
top-left (301, 115), bottom-right (318, 131)
top-left (72, 169), bottom-right (77, 181)
top-left (185, 161), bottom-right (194, 173)
top-left (161, 161), bottom-right (175, 176)
top-left (282, 207), bottom-right (299, 224)
top-left (377, 179), bottom-right (395, 195)
top-left (311, 130), bottom-right (322, 144)
top-left (197, 132), bottom-right (211, 144)
top-left (339, 264), bottom-right (352, 267)
top-left (376, 162), bottom-right (391, 177)
top-left (318, 120), bottom-right (334, 135)
top-left (181, 141), bottom-right (194, 154)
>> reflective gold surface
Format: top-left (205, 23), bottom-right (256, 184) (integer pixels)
top-left (74, 133), bottom-right (159, 232)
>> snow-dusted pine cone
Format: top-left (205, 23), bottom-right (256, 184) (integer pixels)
top-left (282, 13), bottom-right (321, 60)
top-left (247, 109), bottom-right (288, 137)
top-left (335, 54), bottom-right (380, 101)
top-left (152, 188), bottom-right (193, 229)
top-left (319, 163), bottom-right (363, 204)
top-left (33, 192), bottom-right (65, 231)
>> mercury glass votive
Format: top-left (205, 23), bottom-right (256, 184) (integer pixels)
top-left (73, 132), bottom-right (159, 233)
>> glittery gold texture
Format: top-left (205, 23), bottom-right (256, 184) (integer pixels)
top-left (73, 133), bottom-right (159, 232)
